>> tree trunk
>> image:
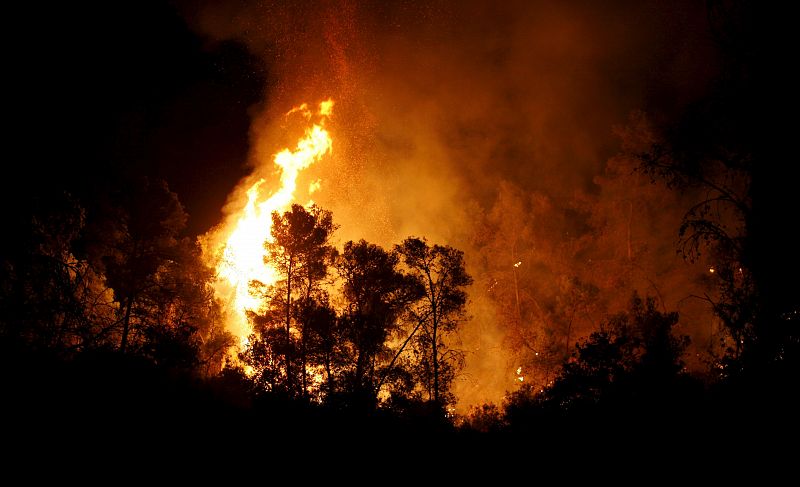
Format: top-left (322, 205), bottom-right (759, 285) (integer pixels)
top-left (432, 302), bottom-right (439, 405)
top-left (355, 347), bottom-right (365, 388)
top-left (301, 336), bottom-right (307, 399)
top-left (325, 352), bottom-right (334, 399)
top-left (375, 312), bottom-right (428, 398)
top-left (285, 258), bottom-right (293, 395)
top-left (426, 269), bottom-right (440, 406)
top-left (120, 295), bottom-right (134, 353)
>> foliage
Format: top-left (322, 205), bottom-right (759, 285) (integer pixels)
top-left (629, 15), bottom-right (798, 377)
top-left (461, 403), bottom-right (504, 433)
top-left (1, 179), bottom-right (221, 376)
top-left (241, 204), bottom-right (338, 398)
top-left (0, 191), bottom-right (114, 352)
top-left (396, 237), bottom-right (473, 408)
top-left (241, 211), bottom-right (474, 414)
top-left (336, 240), bottom-right (423, 405)
top-left (504, 294), bottom-right (693, 430)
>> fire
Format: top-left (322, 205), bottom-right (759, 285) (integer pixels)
top-left (206, 99), bottom-right (334, 347)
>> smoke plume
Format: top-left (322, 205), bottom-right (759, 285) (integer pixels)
top-left (179, 0), bottom-right (720, 410)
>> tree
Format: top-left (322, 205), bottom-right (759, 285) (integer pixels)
top-left (1, 177), bottom-right (219, 375)
top-left (336, 240), bottom-right (423, 404)
top-left (630, 3), bottom-right (799, 379)
top-left (473, 182), bottom-right (605, 390)
top-left (396, 237), bottom-right (473, 408)
top-left (95, 178), bottom-right (190, 354)
top-left (251, 204), bottom-right (337, 398)
top-left (74, 177), bottom-right (220, 374)
top-left (298, 295), bottom-right (340, 400)
top-left (634, 114), bottom-right (754, 351)
top-left (534, 294), bottom-right (690, 413)
top-left (583, 130), bottom-right (723, 368)
top-left (0, 191), bottom-right (115, 353)
top-left (136, 237), bottom-right (221, 372)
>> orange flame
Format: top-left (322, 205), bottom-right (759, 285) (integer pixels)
top-left (205, 99), bottom-right (334, 348)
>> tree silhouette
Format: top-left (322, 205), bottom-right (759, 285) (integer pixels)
top-left (0, 191), bottom-right (115, 352)
top-left (336, 239), bottom-right (423, 405)
top-left (76, 178), bottom-right (221, 373)
top-left (627, 0), bottom-right (800, 383)
top-left (396, 237), bottom-right (473, 409)
top-left (299, 295), bottom-right (340, 400)
top-left (247, 204), bottom-right (337, 398)
top-left (524, 294), bottom-right (690, 415)
top-left (634, 117), bottom-right (754, 349)
top-left (137, 237), bottom-right (221, 372)
top-left (97, 178), bottom-right (190, 354)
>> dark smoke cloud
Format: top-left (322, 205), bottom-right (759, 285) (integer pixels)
top-left (179, 0), bottom-right (719, 408)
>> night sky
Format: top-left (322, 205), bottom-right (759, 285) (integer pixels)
top-left (10, 1), bottom-right (264, 235)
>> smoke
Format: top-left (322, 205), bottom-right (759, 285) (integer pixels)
top-left (179, 0), bottom-right (719, 410)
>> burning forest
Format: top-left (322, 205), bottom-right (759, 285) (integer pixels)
top-left (3, 0), bottom-right (797, 462)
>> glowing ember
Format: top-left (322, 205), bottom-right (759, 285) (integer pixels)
top-left (207, 99), bottom-right (334, 347)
